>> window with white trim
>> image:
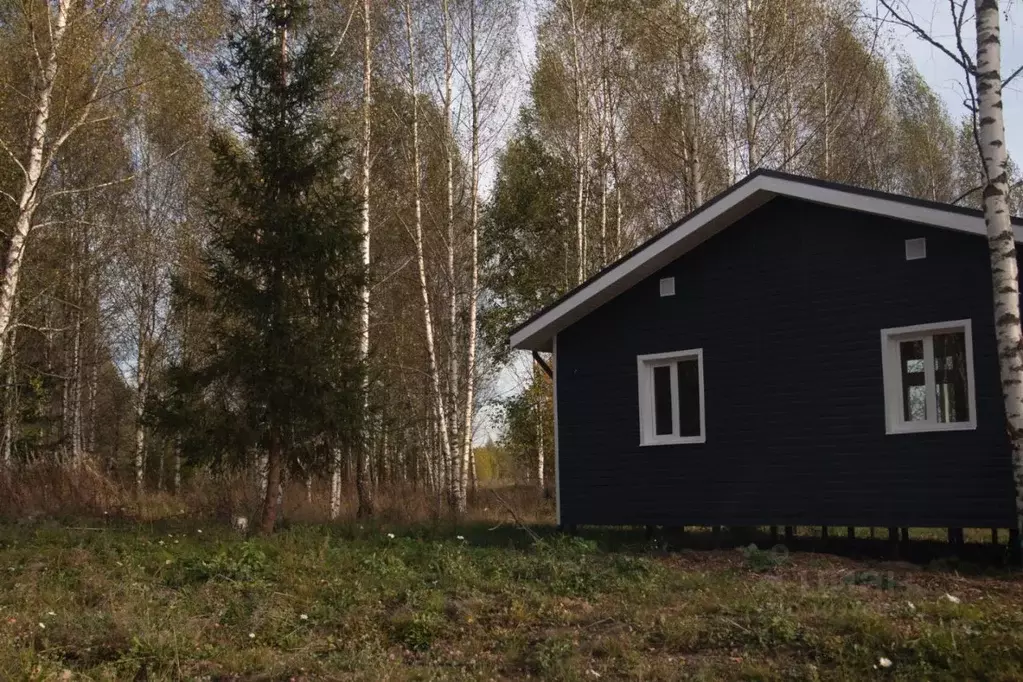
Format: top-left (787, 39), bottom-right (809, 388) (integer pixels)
top-left (637, 349), bottom-right (705, 445)
top-left (880, 320), bottom-right (976, 434)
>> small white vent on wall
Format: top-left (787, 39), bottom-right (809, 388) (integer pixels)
top-left (659, 277), bottom-right (676, 297)
top-left (905, 238), bottom-right (927, 261)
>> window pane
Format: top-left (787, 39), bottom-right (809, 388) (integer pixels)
top-left (934, 331), bottom-right (969, 422)
top-left (652, 365), bottom-right (673, 436)
top-left (900, 339), bottom-right (927, 422)
top-left (677, 359), bottom-right (701, 437)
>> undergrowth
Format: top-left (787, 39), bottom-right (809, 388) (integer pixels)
top-left (1, 521), bottom-right (1022, 680)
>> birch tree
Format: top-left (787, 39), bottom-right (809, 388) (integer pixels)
top-left (402, 0), bottom-right (455, 505)
top-left (0, 0), bottom-right (142, 369)
top-left (973, 0), bottom-right (1023, 549)
top-left (877, 0), bottom-right (1023, 550)
top-left (342, 0), bottom-right (374, 520)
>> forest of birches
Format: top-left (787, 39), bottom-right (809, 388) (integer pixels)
top-left (0, 0), bottom-right (1019, 530)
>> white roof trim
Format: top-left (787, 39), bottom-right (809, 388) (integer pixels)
top-left (510, 173), bottom-right (1022, 352)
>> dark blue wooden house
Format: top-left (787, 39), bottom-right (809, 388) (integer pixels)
top-left (510, 170), bottom-right (1021, 531)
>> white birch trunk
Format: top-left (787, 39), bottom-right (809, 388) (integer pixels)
top-left (134, 333), bottom-right (147, 495)
top-left (404, 1), bottom-right (455, 501)
top-left (569, 0), bottom-right (587, 284)
top-left (442, 0), bottom-right (461, 507)
top-left (2, 322), bottom-right (17, 470)
top-left (974, 0), bottom-right (1023, 548)
top-left (536, 393), bottom-right (545, 488)
top-left (0, 0), bottom-right (72, 367)
top-left (743, 0), bottom-right (759, 171)
top-left (330, 444), bottom-right (343, 519)
top-left (456, 0), bottom-right (482, 514)
top-left (341, 0), bottom-right (374, 520)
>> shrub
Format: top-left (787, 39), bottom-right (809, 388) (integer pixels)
top-left (170, 542), bottom-right (270, 585)
top-left (739, 543), bottom-right (789, 573)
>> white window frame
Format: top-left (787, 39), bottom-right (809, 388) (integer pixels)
top-left (880, 319), bottom-right (977, 435)
top-left (637, 348), bottom-right (706, 446)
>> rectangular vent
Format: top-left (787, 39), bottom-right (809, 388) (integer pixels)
top-left (659, 277), bottom-right (676, 297)
top-left (905, 238), bottom-right (927, 261)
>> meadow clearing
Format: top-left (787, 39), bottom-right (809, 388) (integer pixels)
top-left (2, 513), bottom-right (1023, 681)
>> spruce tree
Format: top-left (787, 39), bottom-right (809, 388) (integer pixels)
top-left (165, 0), bottom-right (363, 534)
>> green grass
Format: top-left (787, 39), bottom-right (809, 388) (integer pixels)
top-left (2, 521), bottom-right (1023, 680)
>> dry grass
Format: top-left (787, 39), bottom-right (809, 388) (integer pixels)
top-left (0, 461), bottom-right (555, 527)
top-left (2, 521), bottom-right (1023, 680)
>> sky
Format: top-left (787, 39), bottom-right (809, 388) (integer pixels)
top-left (892, 0), bottom-right (1023, 157)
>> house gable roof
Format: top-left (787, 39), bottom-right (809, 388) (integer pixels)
top-left (509, 169), bottom-right (1023, 352)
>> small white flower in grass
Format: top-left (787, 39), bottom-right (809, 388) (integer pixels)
top-left (197, 529), bottom-right (203, 534)
top-left (878, 657), bottom-right (892, 668)
top-left (38, 622), bottom-right (45, 630)
top-left (158, 541), bottom-right (164, 546)
top-left (300, 614), bottom-right (308, 621)
top-left (907, 601), bottom-right (915, 611)
top-left (248, 633), bottom-right (255, 639)
top-left (456, 535), bottom-right (465, 541)
top-left (387, 533), bottom-right (395, 539)
top-left (46, 611), bottom-right (55, 617)
top-left (943, 593), bottom-right (961, 604)
top-left (165, 560), bottom-right (172, 565)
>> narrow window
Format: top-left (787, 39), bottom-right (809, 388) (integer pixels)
top-left (637, 349), bottom-right (705, 445)
top-left (652, 365), bottom-right (673, 435)
top-left (933, 331), bottom-right (970, 423)
top-left (659, 277), bottom-right (676, 297)
top-left (881, 320), bottom-right (976, 434)
top-left (899, 339), bottom-right (926, 422)
top-left (677, 359), bottom-right (701, 436)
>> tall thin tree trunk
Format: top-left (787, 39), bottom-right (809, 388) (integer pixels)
top-left (822, 77), bottom-right (831, 177)
top-left (2, 321), bottom-right (17, 469)
top-left (974, 0), bottom-right (1023, 553)
top-left (457, 0), bottom-right (482, 514)
top-left (569, 0), bottom-right (586, 284)
top-left (536, 389), bottom-right (545, 489)
top-left (743, 0), bottom-right (758, 171)
top-left (351, 0), bottom-right (374, 520)
top-left (404, 0), bottom-right (455, 503)
top-left (86, 318), bottom-right (98, 453)
top-left (442, 0), bottom-right (461, 508)
top-left (134, 288), bottom-right (149, 495)
top-left (70, 256), bottom-right (83, 465)
top-left (174, 451), bottom-right (181, 493)
top-left (260, 428), bottom-right (283, 535)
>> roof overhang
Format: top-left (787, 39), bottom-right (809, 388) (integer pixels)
top-left (510, 172), bottom-right (1023, 352)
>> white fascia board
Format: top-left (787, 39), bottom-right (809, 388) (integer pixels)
top-left (509, 174), bottom-right (1023, 352)
top-left (760, 175), bottom-right (1023, 241)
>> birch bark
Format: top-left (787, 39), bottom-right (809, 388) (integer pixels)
top-left (441, 0), bottom-right (462, 507)
top-left (974, 0), bottom-right (1023, 549)
top-left (404, 0), bottom-right (455, 502)
top-left (350, 0), bottom-right (374, 519)
top-left (569, 0), bottom-right (587, 284)
top-left (457, 0), bottom-right (482, 514)
top-left (0, 0), bottom-right (72, 367)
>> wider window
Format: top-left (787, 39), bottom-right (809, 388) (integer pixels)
top-left (880, 320), bottom-right (976, 434)
top-left (637, 349), bottom-right (705, 445)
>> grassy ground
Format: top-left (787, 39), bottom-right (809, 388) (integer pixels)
top-left (2, 521), bottom-right (1023, 681)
